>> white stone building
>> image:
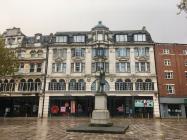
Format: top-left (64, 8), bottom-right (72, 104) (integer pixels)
top-left (39, 22), bottom-right (160, 118)
top-left (0, 22), bottom-right (160, 118)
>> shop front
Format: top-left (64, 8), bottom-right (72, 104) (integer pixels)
top-left (108, 96), bottom-right (153, 118)
top-left (49, 96), bottom-right (94, 117)
top-left (160, 97), bottom-right (187, 118)
top-left (0, 96), bottom-right (39, 117)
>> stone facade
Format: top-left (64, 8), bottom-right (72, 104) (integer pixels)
top-left (0, 22), bottom-right (160, 118)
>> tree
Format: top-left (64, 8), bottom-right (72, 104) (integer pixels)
top-left (177, 0), bottom-right (187, 15)
top-left (0, 35), bottom-right (19, 77)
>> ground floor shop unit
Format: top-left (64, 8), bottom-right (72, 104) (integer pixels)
top-left (160, 97), bottom-right (187, 118)
top-left (0, 96), bottom-right (39, 117)
top-left (40, 93), bottom-right (159, 118)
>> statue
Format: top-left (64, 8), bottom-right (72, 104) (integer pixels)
top-left (97, 68), bottom-right (105, 93)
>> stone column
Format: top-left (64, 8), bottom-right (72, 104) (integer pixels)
top-left (153, 94), bottom-right (160, 118)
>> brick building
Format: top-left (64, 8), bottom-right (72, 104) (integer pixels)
top-left (154, 43), bottom-right (187, 118)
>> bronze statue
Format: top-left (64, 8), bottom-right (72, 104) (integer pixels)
top-left (97, 68), bottom-right (105, 93)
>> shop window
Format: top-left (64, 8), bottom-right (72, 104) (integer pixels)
top-left (168, 104), bottom-right (181, 116)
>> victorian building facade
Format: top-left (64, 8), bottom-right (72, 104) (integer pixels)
top-left (154, 43), bottom-right (187, 118)
top-left (0, 22), bottom-right (160, 118)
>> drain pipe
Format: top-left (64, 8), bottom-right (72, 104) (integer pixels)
top-left (41, 34), bottom-right (53, 118)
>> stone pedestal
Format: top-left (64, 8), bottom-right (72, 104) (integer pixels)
top-left (90, 93), bottom-right (112, 126)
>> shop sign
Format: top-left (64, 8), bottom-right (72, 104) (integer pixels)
top-left (135, 100), bottom-right (153, 107)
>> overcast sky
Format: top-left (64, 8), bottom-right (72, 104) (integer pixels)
top-left (0, 0), bottom-right (186, 43)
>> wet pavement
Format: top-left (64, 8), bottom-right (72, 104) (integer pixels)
top-left (0, 117), bottom-right (187, 140)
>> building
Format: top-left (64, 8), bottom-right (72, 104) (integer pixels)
top-left (0, 22), bottom-right (160, 118)
top-left (0, 27), bottom-right (47, 117)
top-left (154, 43), bottom-right (187, 118)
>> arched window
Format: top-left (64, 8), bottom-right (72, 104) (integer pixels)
top-left (48, 79), bottom-right (57, 91)
top-left (35, 79), bottom-right (41, 91)
top-left (4, 79), bottom-right (9, 91)
top-left (124, 79), bottom-right (133, 90)
top-left (28, 79), bottom-right (34, 91)
top-left (91, 80), bottom-right (110, 91)
top-left (144, 79), bottom-right (154, 91)
top-left (69, 79), bottom-right (77, 90)
top-left (9, 79), bottom-right (15, 91)
top-left (18, 79), bottom-right (27, 91)
top-left (135, 79), bottom-right (143, 91)
top-left (37, 50), bottom-right (43, 58)
top-left (78, 79), bottom-right (85, 90)
top-left (115, 79), bottom-right (124, 90)
top-left (30, 50), bottom-right (36, 58)
top-left (58, 79), bottom-right (66, 90)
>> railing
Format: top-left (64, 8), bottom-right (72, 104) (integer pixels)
top-left (18, 82), bottom-right (42, 92)
top-left (0, 83), bottom-right (15, 92)
top-left (135, 82), bottom-right (154, 91)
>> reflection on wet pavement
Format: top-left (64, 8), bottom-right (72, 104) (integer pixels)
top-left (0, 117), bottom-right (187, 140)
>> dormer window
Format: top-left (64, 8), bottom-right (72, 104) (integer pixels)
top-left (134, 34), bottom-right (146, 42)
top-left (97, 34), bottom-right (103, 41)
top-left (116, 35), bottom-right (128, 42)
top-left (36, 35), bottom-right (40, 40)
top-left (73, 35), bottom-right (85, 43)
top-left (56, 36), bottom-right (67, 43)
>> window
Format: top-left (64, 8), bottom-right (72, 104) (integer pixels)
top-left (134, 34), bottom-right (146, 42)
top-left (52, 63), bottom-right (66, 73)
top-left (165, 71), bottom-right (173, 79)
top-left (116, 48), bottom-right (130, 57)
top-left (92, 62), bottom-right (109, 73)
top-left (17, 51), bottom-right (25, 58)
top-left (19, 63), bottom-right (24, 72)
top-left (7, 38), bottom-right (16, 45)
top-left (134, 47), bottom-right (149, 57)
top-left (30, 63), bottom-right (35, 72)
top-left (163, 49), bottom-right (170, 54)
top-left (56, 36), bottom-right (67, 43)
top-left (116, 35), bottom-right (128, 42)
top-left (164, 59), bottom-right (171, 66)
top-left (71, 48), bottom-right (85, 57)
top-left (185, 71), bottom-right (187, 78)
top-left (48, 79), bottom-right (66, 91)
top-left (98, 34), bottom-right (103, 41)
top-left (92, 48), bottom-right (109, 57)
top-left (166, 84), bottom-right (175, 94)
top-left (183, 50), bottom-right (187, 55)
top-left (73, 35), bottom-right (85, 43)
top-left (116, 62), bottom-right (130, 72)
top-left (53, 48), bottom-right (67, 59)
top-left (71, 62), bottom-right (85, 73)
top-left (30, 50), bottom-right (36, 58)
top-left (185, 61), bottom-right (187, 66)
top-left (135, 62), bottom-right (150, 72)
top-left (36, 63), bottom-right (42, 72)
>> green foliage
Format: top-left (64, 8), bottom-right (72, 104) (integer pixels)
top-left (0, 35), bottom-right (19, 77)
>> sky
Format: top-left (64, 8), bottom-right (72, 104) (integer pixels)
top-left (0, 0), bottom-right (186, 43)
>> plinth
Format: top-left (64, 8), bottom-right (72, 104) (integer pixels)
top-left (90, 93), bottom-right (112, 126)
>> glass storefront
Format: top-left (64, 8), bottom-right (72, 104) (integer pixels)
top-left (49, 96), bottom-right (94, 117)
top-left (0, 97), bottom-right (39, 117)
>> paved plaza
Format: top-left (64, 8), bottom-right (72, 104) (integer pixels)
top-left (0, 117), bottom-right (187, 140)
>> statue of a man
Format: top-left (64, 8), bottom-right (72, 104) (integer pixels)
top-left (97, 68), bottom-right (105, 93)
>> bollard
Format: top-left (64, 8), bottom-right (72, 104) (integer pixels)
top-left (177, 113), bottom-right (180, 121)
top-left (148, 113), bottom-right (149, 119)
